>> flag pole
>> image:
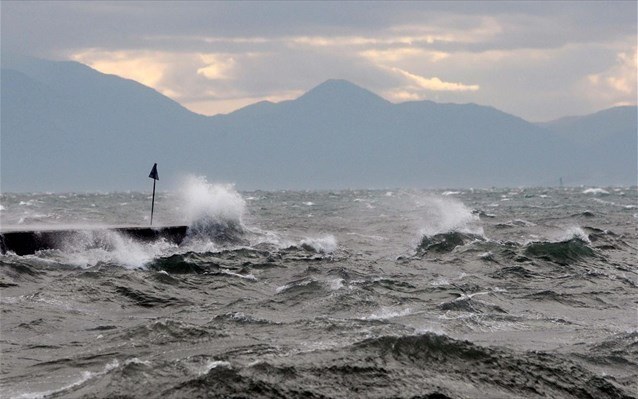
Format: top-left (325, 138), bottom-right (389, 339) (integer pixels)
top-left (150, 178), bottom-right (156, 226)
top-left (148, 163), bottom-right (159, 226)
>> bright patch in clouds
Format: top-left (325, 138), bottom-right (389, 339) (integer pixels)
top-left (360, 48), bottom-right (449, 63)
top-left (186, 90), bottom-right (303, 115)
top-left (72, 50), bottom-right (167, 89)
top-left (390, 67), bottom-right (479, 92)
top-left (586, 47), bottom-right (637, 103)
top-left (197, 54), bottom-right (236, 80)
top-left (384, 89), bottom-right (425, 102)
top-left (71, 49), bottom-right (259, 114)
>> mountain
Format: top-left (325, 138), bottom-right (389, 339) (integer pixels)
top-left (1, 55), bottom-right (211, 192)
top-left (1, 56), bottom-right (635, 191)
top-left (207, 79), bottom-right (570, 189)
top-left (539, 106), bottom-right (636, 143)
top-left (539, 106), bottom-right (637, 185)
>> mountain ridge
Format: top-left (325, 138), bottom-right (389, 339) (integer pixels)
top-left (1, 56), bottom-right (635, 191)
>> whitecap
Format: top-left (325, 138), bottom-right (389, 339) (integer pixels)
top-left (583, 188), bottom-right (610, 195)
top-left (326, 278), bottom-right (344, 291)
top-left (275, 279), bottom-right (313, 294)
top-left (430, 277), bottom-right (450, 286)
top-left (220, 269), bottom-right (257, 281)
top-left (300, 235), bottom-right (337, 254)
top-left (203, 360), bottom-right (231, 373)
top-left (417, 196), bottom-right (484, 237)
top-left (10, 359), bottom-right (120, 399)
top-left (558, 226), bottom-right (591, 243)
top-left (363, 307), bottom-right (412, 320)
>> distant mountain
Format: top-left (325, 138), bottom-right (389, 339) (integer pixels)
top-left (207, 79), bottom-right (570, 189)
top-left (538, 106), bottom-right (637, 185)
top-left (1, 55), bottom-right (211, 191)
top-left (539, 106), bottom-right (636, 143)
top-left (1, 56), bottom-right (636, 191)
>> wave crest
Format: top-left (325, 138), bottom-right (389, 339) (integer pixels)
top-left (417, 231), bottom-right (485, 255)
top-left (524, 238), bottom-right (595, 265)
top-left (180, 176), bottom-right (248, 246)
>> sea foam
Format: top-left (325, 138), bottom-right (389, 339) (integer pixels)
top-left (180, 175), bottom-right (246, 230)
top-left (179, 175), bottom-right (248, 247)
top-left (418, 196), bottom-right (483, 237)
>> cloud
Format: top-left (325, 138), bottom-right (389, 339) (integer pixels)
top-left (196, 54), bottom-right (237, 80)
top-left (71, 49), bottom-right (168, 88)
top-left (360, 48), bottom-right (449, 63)
top-left (185, 89), bottom-right (303, 115)
top-left (388, 67), bottom-right (479, 92)
top-left (383, 89), bottom-right (425, 102)
top-left (593, 48), bottom-right (637, 94)
top-left (585, 47), bottom-right (637, 104)
top-left (6, 2), bottom-right (632, 119)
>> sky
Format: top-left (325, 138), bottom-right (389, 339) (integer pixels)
top-left (1, 1), bottom-right (636, 122)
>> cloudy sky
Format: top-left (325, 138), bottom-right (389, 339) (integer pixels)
top-left (2, 1), bottom-right (636, 121)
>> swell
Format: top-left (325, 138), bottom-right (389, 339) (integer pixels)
top-left (523, 238), bottom-right (596, 266)
top-left (55, 333), bottom-right (635, 399)
top-left (416, 232), bottom-right (602, 268)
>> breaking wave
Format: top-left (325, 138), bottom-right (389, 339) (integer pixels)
top-left (415, 196), bottom-right (485, 256)
top-left (180, 176), bottom-right (248, 246)
top-left (300, 235), bottom-right (338, 254)
top-left (418, 196), bottom-right (483, 237)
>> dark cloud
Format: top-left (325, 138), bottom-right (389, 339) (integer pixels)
top-left (3, 1), bottom-right (635, 56)
top-left (1, 1), bottom-right (636, 120)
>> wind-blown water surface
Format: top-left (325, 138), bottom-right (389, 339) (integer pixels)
top-left (1, 178), bottom-right (636, 398)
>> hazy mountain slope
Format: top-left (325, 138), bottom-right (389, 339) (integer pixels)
top-left (1, 57), bottom-right (635, 191)
top-left (540, 106), bottom-right (636, 143)
top-left (539, 106), bottom-right (637, 185)
top-left (204, 80), bottom-right (569, 188)
top-left (1, 56), bottom-right (210, 191)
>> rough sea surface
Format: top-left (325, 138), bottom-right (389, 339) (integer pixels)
top-left (1, 178), bottom-right (637, 398)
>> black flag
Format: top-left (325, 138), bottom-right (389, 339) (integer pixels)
top-left (149, 163), bottom-right (159, 180)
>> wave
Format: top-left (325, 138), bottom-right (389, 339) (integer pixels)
top-left (179, 176), bottom-right (249, 248)
top-left (14, 331), bottom-right (632, 399)
top-left (494, 219), bottom-right (536, 229)
top-left (111, 319), bottom-right (221, 344)
top-left (7, 359), bottom-right (122, 399)
top-left (523, 290), bottom-right (589, 306)
top-left (113, 284), bottom-right (191, 308)
top-left (523, 238), bottom-right (596, 265)
top-left (581, 331), bottom-right (638, 366)
top-left (146, 252), bottom-right (215, 274)
top-left (489, 265), bottom-right (538, 279)
top-left (1, 177), bottom-right (256, 269)
top-left (417, 196), bottom-right (484, 237)
top-left (438, 296), bottom-right (507, 314)
top-left (413, 195), bottom-right (486, 256)
top-left (300, 234), bottom-right (337, 254)
top-left (346, 333), bottom-right (630, 398)
top-left (275, 278), bottom-right (326, 295)
top-left (211, 312), bottom-right (276, 326)
top-left (417, 231), bottom-right (485, 255)
top-left (582, 226), bottom-right (633, 250)
top-left (583, 188), bottom-right (610, 195)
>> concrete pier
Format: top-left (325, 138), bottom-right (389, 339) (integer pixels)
top-left (0, 226), bottom-right (189, 256)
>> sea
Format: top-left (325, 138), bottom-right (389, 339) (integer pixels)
top-left (1, 176), bottom-right (637, 398)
